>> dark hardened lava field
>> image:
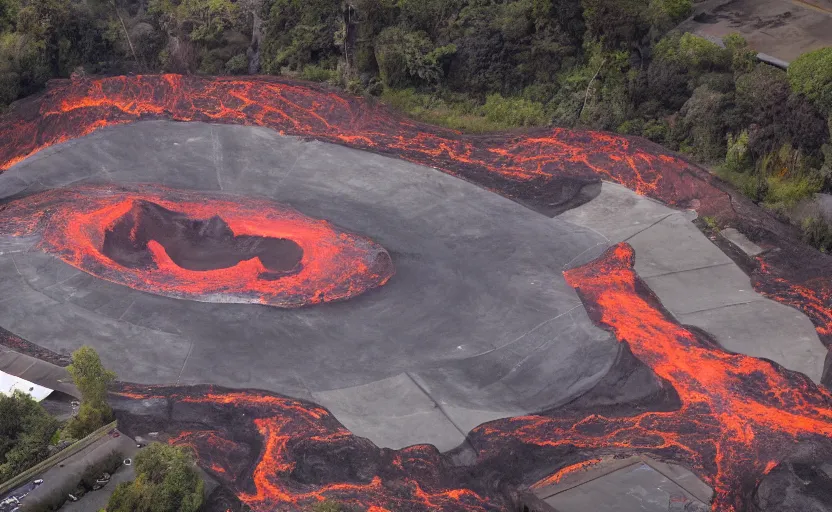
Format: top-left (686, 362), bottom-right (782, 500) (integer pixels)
top-left (0, 75), bottom-right (831, 511)
top-left (102, 200), bottom-right (304, 277)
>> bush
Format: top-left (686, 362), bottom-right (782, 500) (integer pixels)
top-left (107, 443), bottom-right (203, 512)
top-left (482, 94), bottom-right (547, 127)
top-left (679, 84), bottom-right (729, 161)
top-left (80, 449), bottom-right (124, 489)
top-left (803, 216), bottom-right (832, 252)
top-left (0, 391), bottom-right (60, 482)
top-left (301, 64), bottom-right (337, 83)
top-left (789, 47), bottom-right (832, 115)
top-left (764, 173), bottom-right (821, 209)
top-left (654, 32), bottom-right (730, 73)
top-left (224, 54), bottom-right (248, 75)
top-left (381, 88), bottom-right (539, 133)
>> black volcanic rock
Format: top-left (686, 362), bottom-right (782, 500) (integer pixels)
top-left (102, 200), bottom-right (303, 275)
top-left (753, 444), bottom-right (832, 512)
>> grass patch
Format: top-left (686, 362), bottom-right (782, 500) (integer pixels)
top-left (381, 88), bottom-right (548, 133)
top-left (715, 165), bottom-right (821, 209)
top-left (301, 65), bottom-right (338, 83)
top-left (762, 174), bottom-right (822, 210)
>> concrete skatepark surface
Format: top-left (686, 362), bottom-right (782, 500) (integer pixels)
top-left (1, 76), bottom-right (832, 512)
top-left (3, 120), bottom-right (825, 452)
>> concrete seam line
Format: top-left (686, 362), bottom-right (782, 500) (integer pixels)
top-left (405, 372), bottom-right (472, 446)
top-left (621, 213), bottom-right (675, 243)
top-left (640, 260), bottom-right (735, 279)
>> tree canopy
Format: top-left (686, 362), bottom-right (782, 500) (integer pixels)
top-left (107, 443), bottom-right (204, 512)
top-left (65, 345), bottom-right (116, 438)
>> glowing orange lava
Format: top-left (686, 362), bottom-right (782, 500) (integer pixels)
top-left (470, 244), bottom-right (832, 511)
top-left (0, 74), bottom-right (729, 213)
top-left (0, 184), bottom-right (393, 307)
top-left (114, 386), bottom-right (500, 512)
top-left (111, 245), bottom-right (832, 512)
top-left (3, 74), bottom-right (832, 511)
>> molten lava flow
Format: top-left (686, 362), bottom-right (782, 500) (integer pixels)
top-left (0, 184), bottom-right (393, 307)
top-left (0, 75), bottom-right (729, 214)
top-left (113, 386), bottom-right (501, 512)
top-left (109, 245), bottom-right (832, 512)
top-left (754, 257), bottom-right (832, 347)
top-left (529, 458), bottom-right (601, 489)
top-left (470, 244), bottom-right (832, 511)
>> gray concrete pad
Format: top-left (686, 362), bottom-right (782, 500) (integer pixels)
top-left (312, 374), bottom-right (465, 451)
top-left (628, 213), bottom-right (732, 279)
top-left (642, 263), bottom-right (765, 315)
top-left (720, 228), bottom-right (764, 257)
top-left (0, 121), bottom-right (617, 449)
top-left (553, 182), bottom-right (827, 384)
top-left (679, 300), bottom-right (828, 382)
top-left (557, 181), bottom-right (676, 244)
top-left (537, 458), bottom-right (710, 512)
top-left (1, 120), bottom-right (827, 450)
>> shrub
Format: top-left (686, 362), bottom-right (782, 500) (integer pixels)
top-left (654, 32), bottom-right (730, 72)
top-left (482, 94), bottom-right (547, 127)
top-left (679, 84), bottom-right (729, 161)
top-left (80, 449), bottom-right (124, 489)
top-left (764, 174), bottom-right (821, 209)
top-left (642, 119), bottom-right (669, 143)
top-left (803, 216), bottom-right (832, 252)
top-left (788, 47), bottom-right (832, 115)
top-left (0, 391), bottom-right (60, 482)
top-left (301, 64), bottom-right (337, 83)
top-left (224, 54), bottom-right (248, 75)
top-left (725, 130), bottom-right (752, 173)
top-left (107, 443), bottom-right (203, 512)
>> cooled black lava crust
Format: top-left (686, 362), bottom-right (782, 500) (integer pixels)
top-left (102, 200), bottom-right (304, 275)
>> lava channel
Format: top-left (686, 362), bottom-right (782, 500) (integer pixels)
top-left (0, 184), bottom-right (393, 307)
top-left (0, 74), bottom-right (730, 216)
top-left (112, 385), bottom-right (502, 512)
top-left (110, 244), bottom-right (832, 512)
top-left (469, 243), bottom-right (832, 512)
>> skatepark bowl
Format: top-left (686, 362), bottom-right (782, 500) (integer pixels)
top-left (0, 75), bottom-right (831, 512)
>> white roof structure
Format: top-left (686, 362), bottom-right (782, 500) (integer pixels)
top-left (0, 370), bottom-right (53, 401)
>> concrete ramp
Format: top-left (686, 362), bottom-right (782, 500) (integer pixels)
top-left (0, 348), bottom-right (79, 399)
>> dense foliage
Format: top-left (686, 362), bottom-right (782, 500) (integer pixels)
top-left (107, 443), bottom-right (204, 512)
top-left (65, 345), bottom-right (116, 438)
top-left (0, 391), bottom-right (59, 482)
top-left (0, 0), bottom-right (831, 248)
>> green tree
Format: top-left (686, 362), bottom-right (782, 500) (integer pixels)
top-left (65, 346), bottom-right (116, 438)
top-left (581, 0), bottom-right (649, 50)
top-left (788, 47), bottom-right (832, 116)
top-left (374, 26), bottom-right (455, 86)
top-left (0, 391), bottom-right (59, 481)
top-left (107, 443), bottom-right (204, 512)
top-left (260, 0), bottom-right (341, 74)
